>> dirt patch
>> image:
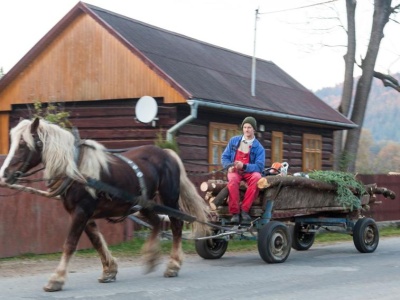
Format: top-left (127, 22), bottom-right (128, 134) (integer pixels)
top-left (0, 255), bottom-right (143, 278)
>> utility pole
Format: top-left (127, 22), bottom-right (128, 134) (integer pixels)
top-left (251, 9), bottom-right (259, 97)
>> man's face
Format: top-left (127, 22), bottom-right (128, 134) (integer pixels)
top-left (242, 124), bottom-right (255, 139)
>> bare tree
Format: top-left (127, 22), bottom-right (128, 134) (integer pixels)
top-left (333, 0), bottom-right (357, 170)
top-left (338, 0), bottom-right (400, 172)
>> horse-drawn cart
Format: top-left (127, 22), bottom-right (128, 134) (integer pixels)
top-left (196, 172), bottom-right (396, 264)
top-left (8, 118), bottom-right (398, 292)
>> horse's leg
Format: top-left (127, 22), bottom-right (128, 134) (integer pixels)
top-left (43, 211), bottom-right (88, 292)
top-left (140, 210), bottom-right (162, 274)
top-left (164, 216), bottom-right (184, 277)
top-left (84, 220), bottom-right (118, 283)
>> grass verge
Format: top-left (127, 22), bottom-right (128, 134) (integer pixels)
top-left (2, 225), bottom-right (400, 262)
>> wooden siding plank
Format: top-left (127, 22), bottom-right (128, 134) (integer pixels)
top-left (7, 102), bottom-right (177, 151)
top-left (176, 135), bottom-right (208, 147)
top-left (0, 14), bottom-right (187, 112)
top-left (0, 113), bottom-right (10, 154)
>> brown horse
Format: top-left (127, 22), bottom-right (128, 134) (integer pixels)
top-left (0, 118), bottom-right (210, 292)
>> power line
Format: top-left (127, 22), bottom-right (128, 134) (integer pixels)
top-left (251, 0), bottom-right (339, 96)
top-left (259, 0), bottom-right (339, 15)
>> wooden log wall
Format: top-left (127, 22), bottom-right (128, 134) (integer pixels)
top-left (260, 123), bottom-right (334, 173)
top-left (8, 101), bottom-right (334, 195)
top-left (175, 107), bottom-right (335, 189)
top-left (10, 99), bottom-right (177, 149)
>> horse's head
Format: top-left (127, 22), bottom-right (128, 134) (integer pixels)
top-left (0, 118), bottom-right (44, 184)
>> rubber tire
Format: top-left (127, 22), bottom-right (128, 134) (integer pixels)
top-left (353, 218), bottom-right (379, 253)
top-left (291, 223), bottom-right (316, 251)
top-left (195, 235), bottom-right (228, 259)
top-left (258, 221), bottom-right (291, 263)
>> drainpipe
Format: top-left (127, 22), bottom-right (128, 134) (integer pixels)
top-left (167, 100), bottom-right (199, 141)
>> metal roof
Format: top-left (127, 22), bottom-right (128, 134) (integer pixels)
top-left (85, 3), bottom-right (354, 128)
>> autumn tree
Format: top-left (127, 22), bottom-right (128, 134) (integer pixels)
top-left (374, 141), bottom-right (400, 173)
top-left (355, 128), bottom-right (375, 173)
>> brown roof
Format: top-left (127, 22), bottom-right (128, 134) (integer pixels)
top-left (0, 1), bottom-right (354, 129)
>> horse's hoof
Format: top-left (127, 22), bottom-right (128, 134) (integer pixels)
top-left (43, 281), bottom-right (63, 292)
top-left (98, 272), bottom-right (117, 283)
top-left (164, 269), bottom-right (179, 277)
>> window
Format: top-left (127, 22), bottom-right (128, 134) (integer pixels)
top-left (303, 134), bottom-right (322, 171)
top-left (209, 122), bottom-right (240, 171)
top-left (271, 131), bottom-right (283, 163)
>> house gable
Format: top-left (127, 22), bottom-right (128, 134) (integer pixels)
top-left (0, 9), bottom-right (188, 112)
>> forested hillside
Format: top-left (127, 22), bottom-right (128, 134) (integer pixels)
top-left (315, 73), bottom-right (400, 174)
top-left (315, 73), bottom-right (400, 143)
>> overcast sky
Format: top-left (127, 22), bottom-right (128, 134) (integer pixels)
top-left (1, 0), bottom-right (399, 91)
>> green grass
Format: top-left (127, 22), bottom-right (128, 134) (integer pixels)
top-left (2, 225), bottom-right (400, 262)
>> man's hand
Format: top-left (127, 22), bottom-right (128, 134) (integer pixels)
top-left (234, 161), bottom-right (244, 170)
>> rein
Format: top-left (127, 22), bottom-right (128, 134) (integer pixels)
top-left (186, 162), bottom-right (233, 177)
top-left (21, 166), bottom-right (45, 178)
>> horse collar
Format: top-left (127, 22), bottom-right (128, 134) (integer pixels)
top-left (113, 153), bottom-right (148, 203)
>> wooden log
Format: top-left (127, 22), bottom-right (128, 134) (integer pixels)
top-left (212, 186), bottom-right (229, 207)
top-left (370, 186), bottom-right (396, 199)
top-left (388, 172), bottom-right (400, 175)
top-left (208, 196), bottom-right (217, 210)
top-left (257, 176), bottom-right (336, 191)
top-left (200, 179), bottom-right (227, 193)
top-left (204, 192), bottom-right (212, 201)
top-left (358, 184), bottom-right (396, 199)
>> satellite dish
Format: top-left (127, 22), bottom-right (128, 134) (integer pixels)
top-left (135, 96), bottom-right (158, 123)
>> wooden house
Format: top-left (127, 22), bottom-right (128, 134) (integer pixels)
top-left (0, 1), bottom-right (355, 178)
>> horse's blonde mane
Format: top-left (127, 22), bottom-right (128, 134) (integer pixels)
top-left (11, 119), bottom-right (111, 183)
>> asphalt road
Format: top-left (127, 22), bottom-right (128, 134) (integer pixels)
top-left (1, 237), bottom-right (400, 300)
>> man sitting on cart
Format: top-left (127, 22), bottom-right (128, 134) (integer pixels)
top-left (221, 116), bottom-right (265, 223)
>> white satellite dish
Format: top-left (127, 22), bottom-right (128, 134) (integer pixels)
top-left (135, 96), bottom-right (158, 124)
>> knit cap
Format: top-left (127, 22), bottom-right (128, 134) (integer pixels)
top-left (241, 116), bottom-right (257, 131)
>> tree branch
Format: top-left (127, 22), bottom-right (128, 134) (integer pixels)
top-left (373, 71), bottom-right (400, 92)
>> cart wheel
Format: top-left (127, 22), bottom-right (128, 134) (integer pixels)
top-left (258, 221), bottom-right (291, 263)
top-left (195, 232), bottom-right (228, 259)
top-left (353, 218), bottom-right (379, 253)
top-left (291, 223), bottom-right (316, 251)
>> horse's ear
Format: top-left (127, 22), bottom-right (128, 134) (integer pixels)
top-left (30, 117), bottom-right (40, 134)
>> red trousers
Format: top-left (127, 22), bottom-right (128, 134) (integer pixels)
top-left (227, 171), bottom-right (262, 214)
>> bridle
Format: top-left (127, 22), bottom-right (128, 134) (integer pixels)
top-left (11, 133), bottom-right (45, 181)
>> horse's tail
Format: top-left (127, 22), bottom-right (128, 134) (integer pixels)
top-left (164, 149), bottom-right (210, 237)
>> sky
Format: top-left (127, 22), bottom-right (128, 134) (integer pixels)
top-left (0, 0), bottom-right (399, 92)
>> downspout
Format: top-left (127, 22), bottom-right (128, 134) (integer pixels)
top-left (167, 100), bottom-right (199, 141)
